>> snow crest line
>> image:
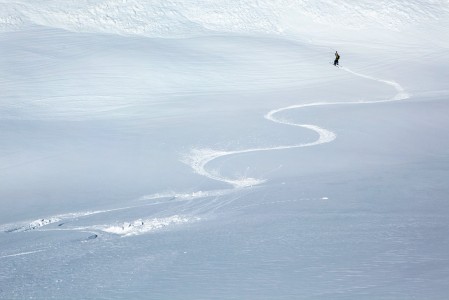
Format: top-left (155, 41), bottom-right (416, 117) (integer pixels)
top-left (185, 67), bottom-right (409, 187)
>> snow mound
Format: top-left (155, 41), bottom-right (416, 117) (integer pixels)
top-left (99, 215), bottom-right (197, 237)
top-left (27, 218), bottom-right (60, 230)
top-left (4, 217), bottom-right (61, 232)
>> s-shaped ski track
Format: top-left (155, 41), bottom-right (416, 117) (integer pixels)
top-left (185, 67), bottom-right (409, 188)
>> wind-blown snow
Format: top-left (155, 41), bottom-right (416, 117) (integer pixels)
top-left (2, 0), bottom-right (449, 40)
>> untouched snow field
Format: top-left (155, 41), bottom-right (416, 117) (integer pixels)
top-left (1, 1), bottom-right (449, 299)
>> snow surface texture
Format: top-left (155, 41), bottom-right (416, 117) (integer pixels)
top-left (1, 0), bottom-right (449, 299)
top-left (2, 0), bottom-right (449, 39)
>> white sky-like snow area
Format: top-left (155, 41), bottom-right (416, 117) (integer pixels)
top-left (1, 1), bottom-right (449, 299)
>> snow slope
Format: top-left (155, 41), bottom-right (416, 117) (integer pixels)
top-left (1, 1), bottom-right (449, 299)
top-left (2, 0), bottom-right (449, 39)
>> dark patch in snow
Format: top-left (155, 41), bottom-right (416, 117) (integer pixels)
top-left (87, 234), bottom-right (98, 240)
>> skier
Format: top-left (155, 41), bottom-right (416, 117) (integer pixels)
top-left (334, 51), bottom-right (340, 66)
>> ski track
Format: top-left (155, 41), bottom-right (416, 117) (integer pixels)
top-left (185, 67), bottom-right (410, 188)
top-left (0, 249), bottom-right (46, 259)
top-left (1, 67), bottom-right (410, 245)
top-left (1, 189), bottom-right (235, 236)
top-left (95, 215), bottom-right (199, 237)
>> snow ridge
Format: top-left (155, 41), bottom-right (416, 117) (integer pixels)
top-left (185, 67), bottom-right (409, 187)
top-left (1, 0), bottom-right (448, 36)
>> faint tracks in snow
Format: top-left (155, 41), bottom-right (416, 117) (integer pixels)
top-left (0, 249), bottom-right (46, 259)
top-left (185, 67), bottom-right (409, 187)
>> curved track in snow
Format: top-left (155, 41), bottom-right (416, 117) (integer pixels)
top-left (185, 67), bottom-right (410, 187)
top-left (1, 67), bottom-right (410, 242)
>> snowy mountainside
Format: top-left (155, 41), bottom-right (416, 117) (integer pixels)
top-left (1, 0), bottom-right (449, 299)
top-left (1, 0), bottom-right (449, 38)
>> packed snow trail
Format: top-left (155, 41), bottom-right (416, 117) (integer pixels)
top-left (185, 67), bottom-right (410, 187)
top-left (1, 188), bottom-right (239, 238)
